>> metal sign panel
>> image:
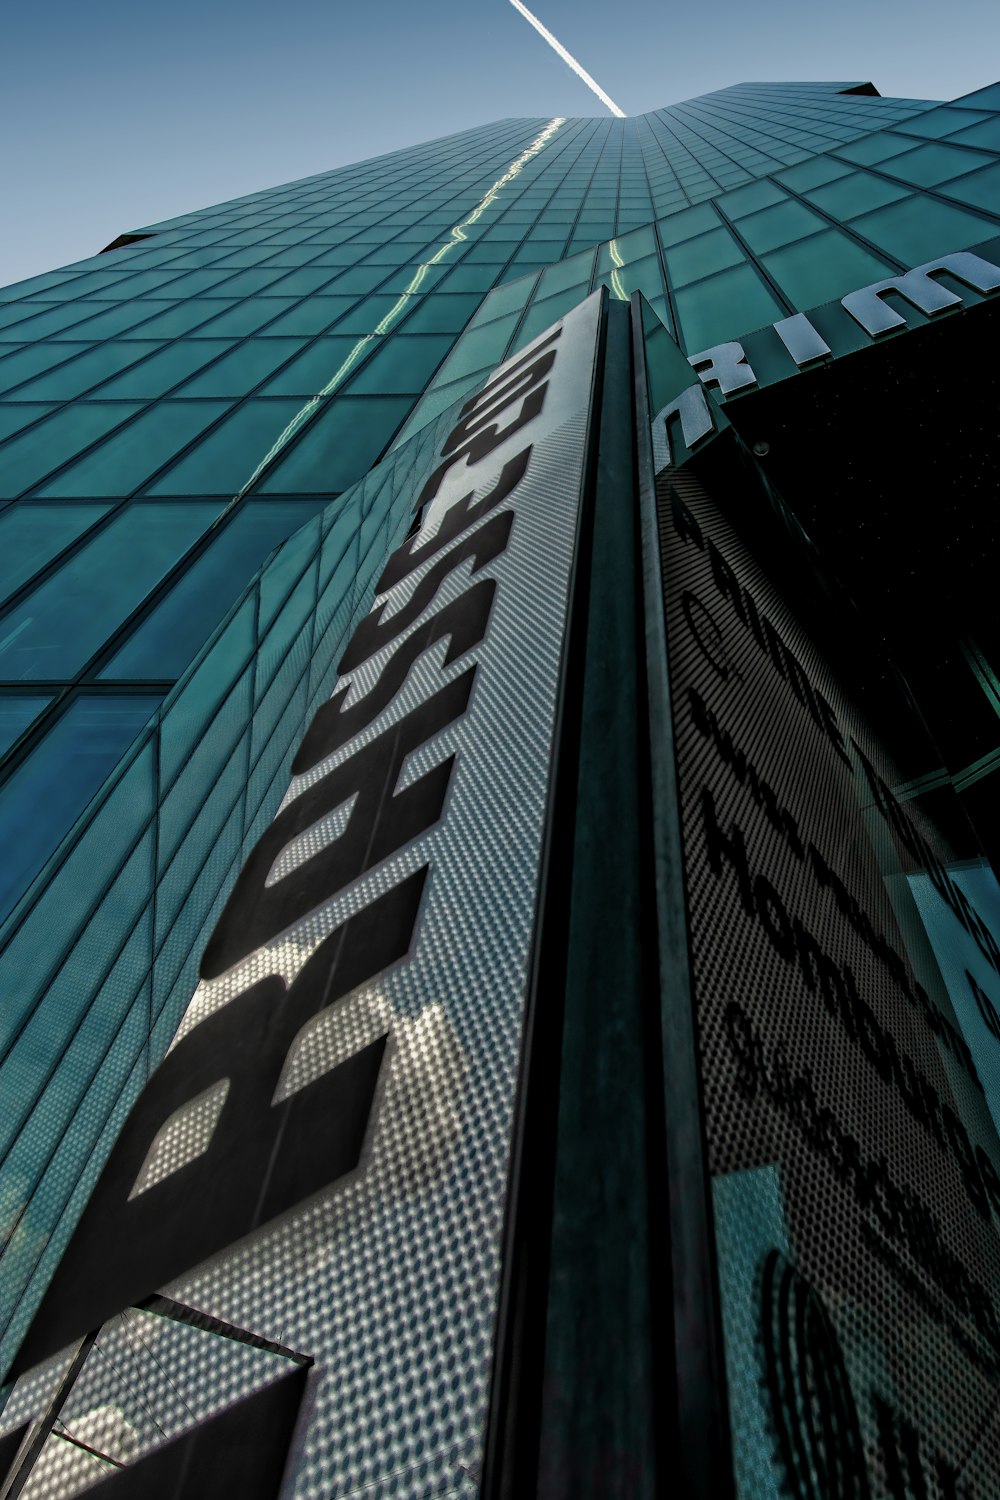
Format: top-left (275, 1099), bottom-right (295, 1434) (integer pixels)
top-left (651, 436), bottom-right (1000, 1497)
top-left (5, 293), bottom-right (603, 1500)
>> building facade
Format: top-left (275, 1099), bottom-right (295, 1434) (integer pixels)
top-left (1, 78), bottom-right (1000, 1499)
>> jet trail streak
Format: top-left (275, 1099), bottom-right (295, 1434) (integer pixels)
top-left (508, 0), bottom-right (625, 117)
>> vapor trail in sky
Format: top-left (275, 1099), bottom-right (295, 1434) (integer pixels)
top-left (507, 0), bottom-right (626, 117)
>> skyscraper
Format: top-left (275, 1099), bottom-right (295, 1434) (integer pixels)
top-left (2, 77), bottom-right (1000, 1499)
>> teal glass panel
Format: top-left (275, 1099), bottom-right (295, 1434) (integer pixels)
top-left (737, 200), bottom-right (827, 253)
top-left (118, 301), bottom-right (234, 338)
top-left (192, 299), bottom-right (299, 336)
top-left (944, 117), bottom-right (1000, 152)
top-left (0, 696), bottom-right (51, 755)
top-left (0, 695), bottom-right (161, 923)
top-left (0, 302), bottom-right (53, 334)
top-left (255, 396), bottom-right (412, 494)
top-left (90, 341), bottom-right (236, 398)
top-left (598, 254), bottom-right (664, 304)
top-left (834, 132), bottom-right (915, 166)
top-left (10, 342), bottom-right (164, 401)
top-left (199, 268), bottom-right (288, 297)
top-left (664, 228), bottom-right (744, 287)
top-left (258, 338), bottom-right (365, 396)
top-left (775, 156), bottom-right (853, 192)
top-left (595, 225), bottom-right (657, 275)
top-left (716, 180), bottom-right (787, 218)
top-left (511, 288), bottom-right (589, 349)
top-left (0, 405), bottom-right (57, 442)
top-left (398, 294), bottom-right (480, 334)
top-left (674, 263), bottom-right (783, 352)
top-left (0, 404), bottom-right (143, 499)
top-left (256, 297), bottom-right (355, 336)
top-left (204, 247), bottom-right (279, 268)
top-left (500, 261), bottom-right (548, 282)
top-left (0, 302), bottom-right (109, 341)
top-left (884, 142), bottom-right (993, 188)
top-left (0, 343), bottom-right (86, 393)
top-left (96, 269), bottom-right (194, 298)
top-left (897, 107), bottom-right (995, 140)
top-left (0, 270), bottom-right (82, 302)
top-left (323, 267), bottom-right (386, 295)
top-left (147, 399), bottom-right (306, 495)
top-left (0, 503), bottom-right (219, 678)
top-left (432, 313), bottom-right (521, 383)
top-left (657, 203), bottom-right (720, 247)
top-left (955, 83), bottom-right (1000, 109)
top-left (533, 250), bottom-right (596, 299)
top-left (440, 263), bottom-right (504, 292)
top-left (850, 196), bottom-right (998, 265)
top-left (0, 503), bottom-right (111, 604)
top-left (346, 334), bottom-right (452, 395)
top-left (34, 401), bottom-right (231, 497)
top-left (264, 267), bottom-right (344, 296)
top-left (762, 231), bottom-right (892, 308)
top-left (461, 243), bottom-right (512, 265)
top-left (101, 500), bottom-right (324, 681)
top-left (467, 276), bottom-right (537, 327)
top-left (332, 296), bottom-right (403, 334)
top-left (805, 170), bottom-right (910, 220)
top-left (939, 162), bottom-right (1000, 214)
top-left (175, 338), bottom-right (308, 397)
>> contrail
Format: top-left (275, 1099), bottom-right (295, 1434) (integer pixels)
top-left (508, 0), bottom-right (625, 117)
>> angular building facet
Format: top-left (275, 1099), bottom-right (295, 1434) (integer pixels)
top-left (2, 78), bottom-right (1000, 1500)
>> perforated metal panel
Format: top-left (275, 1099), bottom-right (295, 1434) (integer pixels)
top-left (655, 454), bottom-right (1000, 1497)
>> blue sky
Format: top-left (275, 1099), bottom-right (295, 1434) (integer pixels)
top-left (2, 0), bottom-right (999, 289)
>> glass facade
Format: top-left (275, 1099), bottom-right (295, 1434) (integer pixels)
top-left (2, 76), bottom-right (1000, 1500)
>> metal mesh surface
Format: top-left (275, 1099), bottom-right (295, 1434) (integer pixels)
top-left (657, 462), bottom-right (1000, 1497)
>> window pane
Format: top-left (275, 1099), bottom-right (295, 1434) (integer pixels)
top-left (0, 695), bottom-right (161, 922)
top-left (0, 403), bottom-right (143, 499)
top-left (944, 116), bottom-right (1000, 152)
top-left (101, 500), bottom-right (325, 680)
top-left (255, 395), bottom-right (412, 494)
top-left (346, 334), bottom-right (452, 395)
top-left (0, 503), bottom-right (111, 604)
top-left (804, 170), bottom-right (910, 220)
top-left (717, 180), bottom-right (788, 218)
top-left (147, 398), bottom-right (312, 494)
top-left (737, 200), bottom-right (826, 254)
top-left (33, 401), bottom-right (231, 497)
top-left (258, 337), bottom-right (364, 396)
top-left (399, 294), bottom-right (480, 334)
top-left (175, 338), bottom-right (308, 397)
top-left (0, 343), bottom-right (87, 394)
top-left (0, 405), bottom-right (57, 443)
top-left (833, 132), bottom-right (914, 166)
top-left (256, 297), bottom-right (354, 336)
top-left (90, 341), bottom-right (235, 399)
top-left (884, 142), bottom-right (993, 188)
top-left (119, 301), bottom-right (235, 338)
top-left (939, 162), bottom-right (1000, 215)
top-left (762, 231), bottom-right (891, 308)
top-left (193, 298), bottom-right (299, 336)
top-left (0, 696), bottom-right (51, 757)
top-left (10, 342), bottom-right (164, 401)
top-left (850, 195), bottom-right (997, 264)
top-left (775, 157), bottom-right (853, 192)
top-left (664, 228), bottom-right (745, 287)
top-left (657, 203), bottom-right (721, 247)
top-left (0, 504), bottom-right (220, 678)
top-left (674, 263), bottom-right (783, 352)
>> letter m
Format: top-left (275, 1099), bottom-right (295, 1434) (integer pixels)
top-left (842, 252), bottom-right (1000, 336)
